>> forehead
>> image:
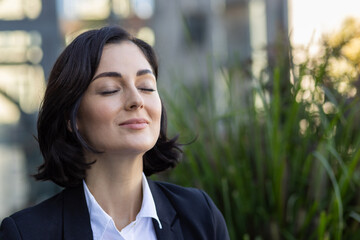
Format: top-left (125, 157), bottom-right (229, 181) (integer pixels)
top-left (98, 41), bottom-right (151, 71)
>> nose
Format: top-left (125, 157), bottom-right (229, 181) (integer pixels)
top-left (125, 87), bottom-right (144, 111)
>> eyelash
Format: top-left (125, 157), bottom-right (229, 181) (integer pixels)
top-left (100, 90), bottom-right (119, 95)
top-left (139, 88), bottom-right (156, 92)
top-left (100, 88), bottom-right (155, 95)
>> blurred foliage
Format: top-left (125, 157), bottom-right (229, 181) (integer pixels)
top-left (159, 18), bottom-right (360, 239)
top-left (323, 17), bottom-right (360, 99)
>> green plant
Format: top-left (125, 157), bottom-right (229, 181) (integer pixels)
top-left (158, 38), bottom-right (360, 239)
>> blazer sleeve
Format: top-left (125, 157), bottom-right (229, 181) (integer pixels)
top-left (0, 217), bottom-right (22, 240)
top-left (199, 190), bottom-right (230, 240)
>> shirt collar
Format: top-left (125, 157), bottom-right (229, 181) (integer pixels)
top-left (83, 173), bottom-right (162, 239)
top-left (138, 174), bottom-right (162, 229)
top-left (83, 180), bottom-right (111, 240)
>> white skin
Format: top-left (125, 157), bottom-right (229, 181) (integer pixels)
top-left (76, 41), bottom-right (162, 230)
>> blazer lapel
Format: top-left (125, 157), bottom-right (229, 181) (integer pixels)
top-left (148, 179), bottom-right (184, 240)
top-left (61, 180), bottom-right (183, 240)
top-left (62, 185), bottom-right (93, 240)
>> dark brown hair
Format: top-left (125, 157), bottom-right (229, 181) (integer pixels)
top-left (34, 26), bottom-right (181, 187)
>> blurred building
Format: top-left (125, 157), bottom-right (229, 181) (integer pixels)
top-left (0, 0), bottom-right (62, 218)
top-left (0, 0), bottom-right (288, 219)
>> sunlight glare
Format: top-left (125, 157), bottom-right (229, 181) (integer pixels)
top-left (0, 95), bottom-right (20, 124)
top-left (290, 0), bottom-right (360, 48)
top-left (137, 27), bottom-right (155, 46)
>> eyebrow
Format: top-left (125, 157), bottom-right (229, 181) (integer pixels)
top-left (136, 69), bottom-right (154, 77)
top-left (92, 72), bottom-right (122, 81)
top-left (92, 69), bottom-right (154, 81)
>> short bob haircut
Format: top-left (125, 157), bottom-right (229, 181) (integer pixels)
top-left (34, 26), bottom-right (181, 188)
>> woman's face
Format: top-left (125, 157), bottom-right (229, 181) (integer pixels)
top-left (76, 41), bottom-right (162, 156)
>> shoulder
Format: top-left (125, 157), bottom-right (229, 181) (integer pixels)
top-left (0, 190), bottom-right (64, 240)
top-left (154, 181), bottom-right (220, 217)
top-left (149, 180), bottom-right (230, 239)
top-left (152, 181), bottom-right (213, 210)
top-left (9, 191), bottom-right (63, 224)
top-left (152, 180), bottom-right (205, 198)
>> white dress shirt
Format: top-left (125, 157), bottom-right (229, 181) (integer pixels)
top-left (83, 173), bottom-right (162, 240)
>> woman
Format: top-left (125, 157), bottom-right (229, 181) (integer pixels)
top-left (0, 26), bottom-right (229, 240)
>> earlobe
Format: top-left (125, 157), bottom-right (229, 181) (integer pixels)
top-left (67, 120), bottom-right (73, 132)
top-left (68, 119), bottom-right (80, 133)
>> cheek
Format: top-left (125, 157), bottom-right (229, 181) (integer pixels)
top-left (77, 99), bottom-right (118, 130)
top-left (94, 105), bottom-right (116, 120)
top-left (150, 97), bottom-right (162, 122)
top-left (154, 100), bottom-right (162, 135)
top-left (145, 95), bottom-right (162, 132)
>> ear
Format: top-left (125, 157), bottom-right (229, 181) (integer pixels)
top-left (67, 120), bottom-right (73, 132)
top-left (67, 119), bottom-right (80, 133)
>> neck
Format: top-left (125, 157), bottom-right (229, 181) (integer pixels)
top-left (84, 152), bottom-right (144, 230)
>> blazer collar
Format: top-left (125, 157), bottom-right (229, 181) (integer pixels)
top-left (61, 180), bottom-right (183, 240)
top-left (62, 185), bottom-right (93, 240)
top-left (148, 179), bottom-right (184, 240)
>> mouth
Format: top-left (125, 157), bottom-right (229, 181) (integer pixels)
top-left (119, 118), bottom-right (149, 130)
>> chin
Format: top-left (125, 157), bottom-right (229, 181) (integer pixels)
top-left (107, 143), bottom-right (155, 155)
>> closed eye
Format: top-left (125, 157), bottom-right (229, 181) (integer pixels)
top-left (139, 88), bottom-right (156, 92)
top-left (100, 90), bottom-right (119, 95)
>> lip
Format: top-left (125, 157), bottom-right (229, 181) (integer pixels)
top-left (119, 118), bottom-right (149, 130)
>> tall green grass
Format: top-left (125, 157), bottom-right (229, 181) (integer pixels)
top-left (160, 49), bottom-right (360, 239)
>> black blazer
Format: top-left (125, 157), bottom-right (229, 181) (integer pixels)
top-left (0, 180), bottom-right (229, 240)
